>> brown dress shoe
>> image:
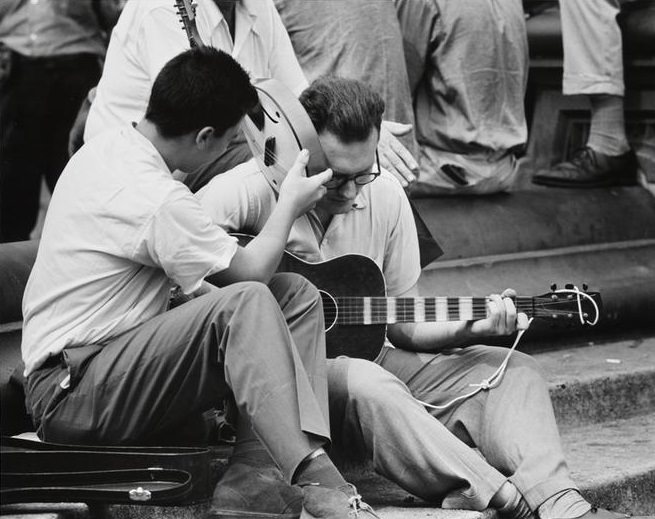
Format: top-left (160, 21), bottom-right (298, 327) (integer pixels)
top-left (209, 461), bottom-right (303, 519)
top-left (300, 483), bottom-right (379, 519)
top-left (532, 147), bottom-right (638, 188)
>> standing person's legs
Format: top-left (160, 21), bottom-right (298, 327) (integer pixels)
top-left (561, 0), bottom-right (623, 99)
top-left (26, 281), bottom-right (329, 481)
top-left (533, 0), bottom-right (636, 187)
top-left (0, 53), bottom-right (101, 242)
top-left (43, 55), bottom-right (102, 191)
top-left (375, 346), bottom-right (580, 513)
top-left (0, 55), bottom-right (47, 242)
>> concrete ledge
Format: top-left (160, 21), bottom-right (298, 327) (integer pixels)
top-left (413, 187), bottom-right (655, 263)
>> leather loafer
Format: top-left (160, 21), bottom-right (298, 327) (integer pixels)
top-left (209, 461), bottom-right (303, 519)
top-left (532, 147), bottom-right (638, 188)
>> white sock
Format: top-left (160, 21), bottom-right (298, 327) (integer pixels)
top-left (587, 95), bottom-right (630, 156)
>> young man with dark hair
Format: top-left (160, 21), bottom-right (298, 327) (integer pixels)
top-left (22, 50), bottom-right (374, 519)
top-left (198, 76), bottom-right (630, 519)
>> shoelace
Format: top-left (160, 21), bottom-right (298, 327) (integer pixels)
top-left (343, 483), bottom-right (380, 518)
top-left (569, 147), bottom-right (597, 170)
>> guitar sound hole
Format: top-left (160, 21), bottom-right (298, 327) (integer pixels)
top-left (320, 291), bottom-right (338, 331)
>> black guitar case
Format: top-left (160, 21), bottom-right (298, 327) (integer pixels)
top-left (1, 436), bottom-right (212, 505)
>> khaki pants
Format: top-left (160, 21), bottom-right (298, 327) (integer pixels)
top-left (26, 273), bottom-right (330, 481)
top-left (328, 345), bottom-right (577, 511)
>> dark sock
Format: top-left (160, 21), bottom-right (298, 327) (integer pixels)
top-left (292, 449), bottom-right (347, 489)
top-left (491, 481), bottom-right (534, 519)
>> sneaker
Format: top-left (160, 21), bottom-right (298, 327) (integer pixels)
top-left (300, 483), bottom-right (379, 518)
top-left (532, 147), bottom-right (638, 188)
top-left (209, 461), bottom-right (303, 519)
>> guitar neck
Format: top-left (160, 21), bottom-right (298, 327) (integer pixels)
top-left (332, 296), bottom-right (536, 325)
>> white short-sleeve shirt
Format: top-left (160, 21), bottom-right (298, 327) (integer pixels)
top-left (196, 159), bottom-right (421, 298)
top-left (22, 125), bottom-right (238, 375)
top-left (84, 0), bottom-right (307, 141)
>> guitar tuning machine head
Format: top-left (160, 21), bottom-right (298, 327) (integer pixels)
top-left (550, 283), bottom-right (558, 292)
top-left (582, 283), bottom-right (589, 291)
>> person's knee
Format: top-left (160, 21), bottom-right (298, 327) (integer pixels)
top-left (346, 359), bottom-right (408, 408)
top-left (269, 272), bottom-right (322, 307)
top-left (205, 280), bottom-right (275, 313)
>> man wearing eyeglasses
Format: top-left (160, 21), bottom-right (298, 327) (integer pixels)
top-left (196, 76), bottom-right (618, 519)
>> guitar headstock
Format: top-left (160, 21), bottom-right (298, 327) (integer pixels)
top-left (532, 284), bottom-right (603, 325)
top-left (174, 0), bottom-right (203, 48)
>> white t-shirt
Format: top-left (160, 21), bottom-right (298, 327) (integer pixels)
top-left (84, 0), bottom-right (307, 141)
top-left (22, 125), bottom-right (238, 375)
top-left (197, 159), bottom-right (421, 298)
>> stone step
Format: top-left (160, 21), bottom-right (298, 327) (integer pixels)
top-left (534, 335), bottom-right (655, 427)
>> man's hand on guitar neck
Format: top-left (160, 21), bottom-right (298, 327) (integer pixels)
top-left (378, 120), bottom-right (419, 188)
top-left (387, 286), bottom-right (531, 353)
top-left (469, 289), bottom-right (531, 337)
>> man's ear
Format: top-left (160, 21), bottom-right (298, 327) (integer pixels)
top-left (195, 126), bottom-right (215, 149)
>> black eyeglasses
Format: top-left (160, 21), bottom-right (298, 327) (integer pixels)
top-left (324, 150), bottom-right (381, 190)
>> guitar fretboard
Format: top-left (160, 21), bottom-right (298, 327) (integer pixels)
top-left (324, 296), bottom-right (536, 325)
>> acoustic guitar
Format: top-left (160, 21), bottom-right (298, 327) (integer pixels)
top-left (233, 236), bottom-right (603, 360)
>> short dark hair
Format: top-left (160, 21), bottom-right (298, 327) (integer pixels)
top-left (145, 47), bottom-right (258, 138)
top-left (299, 76), bottom-right (385, 143)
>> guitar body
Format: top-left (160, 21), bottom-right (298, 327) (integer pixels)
top-left (242, 79), bottom-right (328, 193)
top-left (278, 252), bottom-right (387, 361)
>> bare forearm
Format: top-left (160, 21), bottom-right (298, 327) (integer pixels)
top-left (387, 321), bottom-right (478, 353)
top-left (208, 200), bottom-right (297, 285)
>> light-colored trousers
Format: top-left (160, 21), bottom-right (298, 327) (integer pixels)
top-left (561, 0), bottom-right (624, 97)
top-left (26, 273), bottom-right (331, 482)
top-left (328, 345), bottom-right (577, 511)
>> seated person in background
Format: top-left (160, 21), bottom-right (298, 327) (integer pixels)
top-left (394, 0), bottom-right (529, 195)
top-left (81, 0), bottom-right (414, 193)
top-left (21, 48), bottom-right (375, 519)
top-left (533, 0), bottom-right (638, 188)
top-left (273, 0), bottom-right (419, 188)
top-left (198, 76), bottom-right (627, 519)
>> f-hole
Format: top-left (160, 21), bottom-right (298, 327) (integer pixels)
top-left (264, 136), bottom-right (276, 166)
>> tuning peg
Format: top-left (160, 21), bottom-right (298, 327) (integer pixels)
top-left (565, 283), bottom-right (574, 290)
top-left (550, 283), bottom-right (557, 292)
top-left (583, 283), bottom-right (588, 291)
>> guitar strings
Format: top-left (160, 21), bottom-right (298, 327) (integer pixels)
top-left (322, 288), bottom-right (600, 324)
